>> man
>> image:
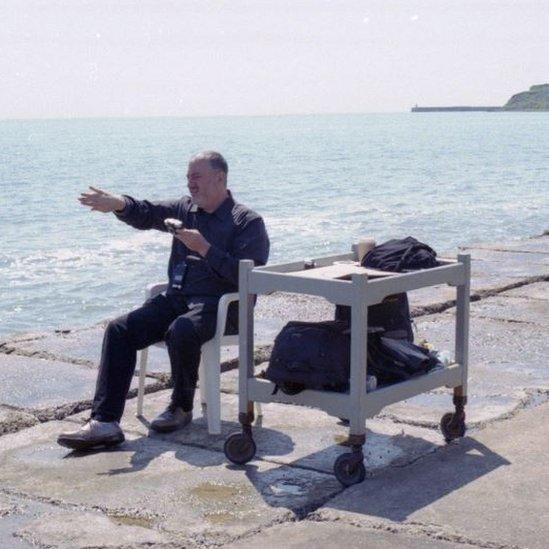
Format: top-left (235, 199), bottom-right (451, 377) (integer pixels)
top-left (57, 151), bottom-right (270, 450)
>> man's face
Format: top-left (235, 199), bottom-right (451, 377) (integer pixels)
top-left (186, 159), bottom-right (225, 211)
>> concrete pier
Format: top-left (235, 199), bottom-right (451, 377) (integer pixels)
top-left (0, 233), bottom-right (547, 548)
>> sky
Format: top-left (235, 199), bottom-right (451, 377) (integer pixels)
top-left (1, 0), bottom-right (548, 119)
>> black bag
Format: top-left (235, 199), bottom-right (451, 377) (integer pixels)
top-left (335, 293), bottom-right (413, 342)
top-left (367, 333), bottom-right (440, 386)
top-left (362, 236), bottom-right (438, 272)
top-left (265, 321), bottom-right (351, 395)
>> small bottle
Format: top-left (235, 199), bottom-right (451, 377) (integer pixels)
top-left (366, 375), bottom-right (377, 392)
top-left (438, 350), bottom-right (453, 366)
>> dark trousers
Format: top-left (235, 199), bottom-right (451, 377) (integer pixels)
top-left (91, 293), bottom-right (234, 423)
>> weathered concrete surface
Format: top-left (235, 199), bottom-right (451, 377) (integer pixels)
top-left (316, 402), bottom-right (549, 549)
top-left (0, 354), bottom-right (101, 409)
top-left (385, 310), bottom-right (549, 426)
top-left (119, 390), bottom-right (443, 475)
top-left (0, 494), bottom-right (44, 548)
top-left (410, 236), bottom-right (549, 314)
top-left (0, 353), bottom-right (156, 417)
top-left (224, 520), bottom-right (477, 549)
top-left (16, 510), bottom-right (171, 548)
top-left (0, 419), bottom-right (341, 546)
top-left (0, 407), bottom-right (38, 436)
top-left (2, 325), bottom-right (172, 373)
top-left (0, 492), bottom-right (169, 549)
top-left (501, 280), bottom-right (549, 300)
top-left (470, 294), bottom-right (549, 326)
top-left (462, 234), bottom-right (549, 255)
top-left (1, 294), bottom-right (331, 374)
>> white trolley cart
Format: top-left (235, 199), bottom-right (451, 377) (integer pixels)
top-left (223, 248), bottom-right (471, 486)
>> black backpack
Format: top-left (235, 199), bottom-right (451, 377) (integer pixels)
top-left (265, 321), bottom-right (351, 395)
top-left (362, 236), bottom-right (438, 272)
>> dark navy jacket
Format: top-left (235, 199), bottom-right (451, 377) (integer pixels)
top-left (115, 191), bottom-right (270, 299)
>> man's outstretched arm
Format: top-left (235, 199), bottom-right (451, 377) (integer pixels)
top-left (78, 186), bottom-right (126, 213)
top-left (78, 186), bottom-right (179, 231)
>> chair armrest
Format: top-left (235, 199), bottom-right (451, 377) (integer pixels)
top-left (215, 292), bottom-right (239, 339)
top-left (146, 282), bottom-right (169, 299)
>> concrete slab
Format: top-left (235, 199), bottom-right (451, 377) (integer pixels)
top-left (317, 402), bottom-right (549, 549)
top-left (2, 326), bottom-right (172, 372)
top-left (415, 313), bottom-right (548, 374)
top-left (0, 354), bottom-right (156, 414)
top-left (391, 313), bottom-right (549, 425)
top-left (501, 281), bottom-right (549, 300)
top-left (469, 295), bottom-right (549, 326)
top-left (0, 492), bottom-right (170, 548)
top-left (16, 510), bottom-right (171, 548)
top-left (0, 406), bottom-right (38, 436)
top-left (224, 520), bottom-right (475, 549)
top-left (461, 234), bottom-right (549, 255)
top-left (0, 419), bottom-right (341, 545)
top-left (0, 494), bottom-right (44, 549)
top-left (461, 247), bottom-right (549, 266)
top-left (0, 293), bottom-right (333, 379)
top-left (122, 390), bottom-right (444, 475)
top-left (410, 255), bottom-right (547, 315)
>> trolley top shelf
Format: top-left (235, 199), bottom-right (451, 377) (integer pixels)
top-left (243, 252), bottom-right (469, 307)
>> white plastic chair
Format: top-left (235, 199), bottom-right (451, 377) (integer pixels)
top-left (135, 282), bottom-right (261, 434)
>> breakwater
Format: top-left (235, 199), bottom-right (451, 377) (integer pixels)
top-left (411, 106), bottom-right (503, 112)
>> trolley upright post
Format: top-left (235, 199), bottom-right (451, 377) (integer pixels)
top-left (223, 259), bottom-right (257, 464)
top-left (441, 253), bottom-right (470, 441)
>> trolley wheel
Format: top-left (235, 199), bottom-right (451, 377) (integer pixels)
top-left (224, 432), bottom-right (256, 465)
top-left (334, 453), bottom-right (366, 486)
top-left (440, 411), bottom-right (466, 443)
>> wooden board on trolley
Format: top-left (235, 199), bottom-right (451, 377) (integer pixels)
top-left (291, 262), bottom-right (395, 280)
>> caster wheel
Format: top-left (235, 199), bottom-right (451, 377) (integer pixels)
top-left (334, 453), bottom-right (366, 486)
top-left (440, 411), bottom-right (466, 442)
top-left (224, 432), bottom-right (256, 465)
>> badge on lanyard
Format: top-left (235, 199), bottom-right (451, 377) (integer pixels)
top-left (170, 261), bottom-right (188, 291)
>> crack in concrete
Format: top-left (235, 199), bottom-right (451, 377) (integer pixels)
top-left (461, 245), bottom-right (549, 256)
top-left (303, 513), bottom-right (523, 549)
top-left (411, 274), bottom-right (549, 318)
top-left (0, 486), bottom-right (166, 524)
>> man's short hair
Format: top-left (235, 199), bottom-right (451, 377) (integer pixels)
top-left (192, 151), bottom-right (228, 176)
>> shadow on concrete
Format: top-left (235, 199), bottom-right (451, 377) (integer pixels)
top-left (323, 436), bottom-right (511, 522)
top-left (63, 420), bottom-right (294, 476)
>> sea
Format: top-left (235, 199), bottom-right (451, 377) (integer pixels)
top-left (1, 113), bottom-right (548, 338)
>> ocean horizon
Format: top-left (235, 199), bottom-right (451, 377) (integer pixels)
top-left (1, 112), bottom-right (548, 338)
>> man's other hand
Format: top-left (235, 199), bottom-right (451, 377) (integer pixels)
top-left (175, 229), bottom-right (211, 257)
top-left (78, 186), bottom-right (126, 213)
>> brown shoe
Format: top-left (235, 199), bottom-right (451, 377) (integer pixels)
top-left (57, 419), bottom-right (125, 450)
top-left (150, 407), bottom-right (192, 433)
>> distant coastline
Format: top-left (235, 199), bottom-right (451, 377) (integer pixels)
top-left (412, 84), bottom-right (549, 112)
top-left (411, 106), bottom-right (502, 112)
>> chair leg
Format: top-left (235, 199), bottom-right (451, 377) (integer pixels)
top-left (198, 356), bottom-right (207, 417)
top-left (136, 347), bottom-right (149, 417)
top-left (255, 402), bottom-right (263, 418)
top-left (202, 341), bottom-right (221, 435)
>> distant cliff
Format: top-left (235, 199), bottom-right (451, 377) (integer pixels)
top-left (503, 84), bottom-right (549, 111)
top-left (412, 83), bottom-right (549, 112)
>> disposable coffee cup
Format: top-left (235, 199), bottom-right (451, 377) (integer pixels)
top-left (353, 237), bottom-right (376, 262)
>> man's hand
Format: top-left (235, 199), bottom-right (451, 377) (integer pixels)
top-left (175, 229), bottom-right (211, 257)
top-left (78, 186), bottom-right (126, 213)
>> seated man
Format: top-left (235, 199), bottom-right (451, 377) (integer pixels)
top-left (58, 151), bottom-right (269, 450)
